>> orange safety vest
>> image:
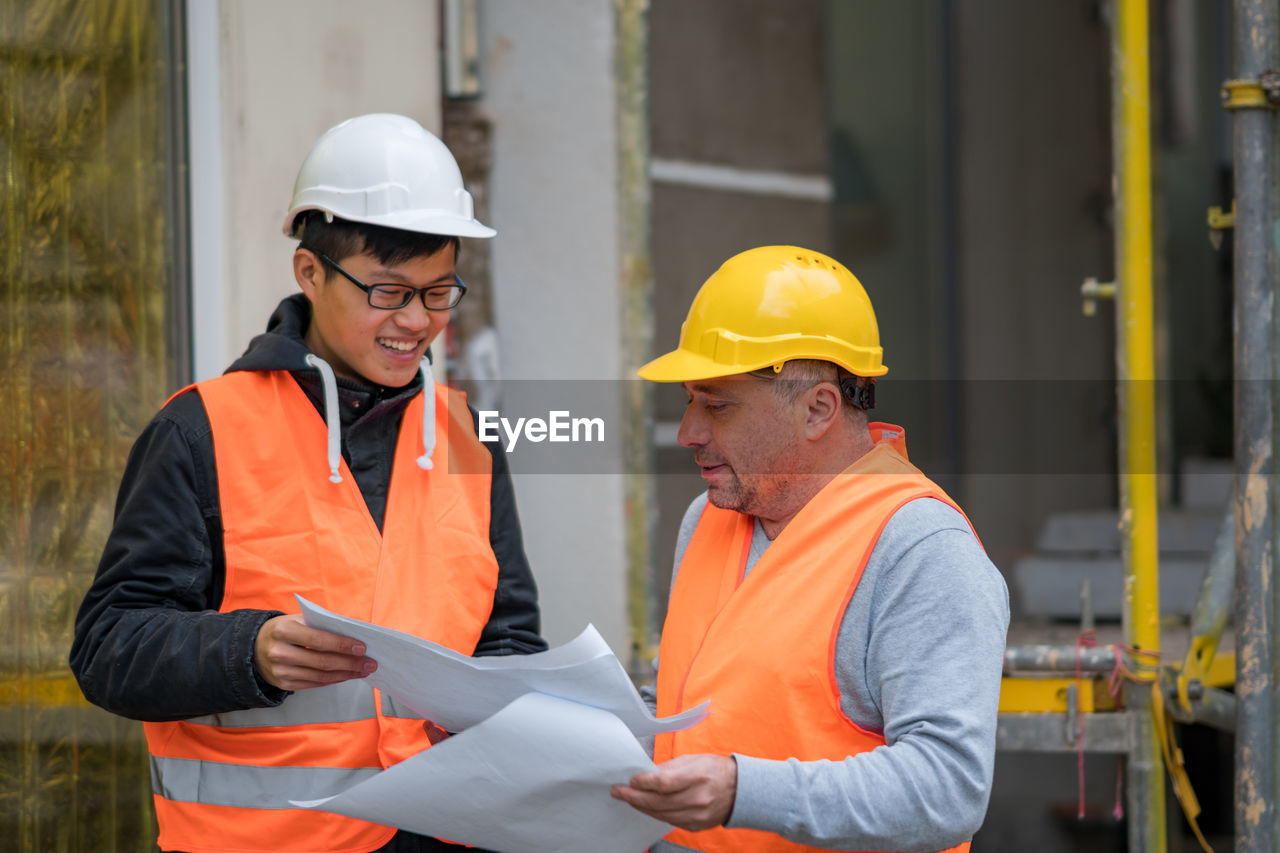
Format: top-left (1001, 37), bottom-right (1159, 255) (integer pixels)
top-left (654, 424), bottom-right (973, 853)
top-left (144, 370), bottom-right (499, 853)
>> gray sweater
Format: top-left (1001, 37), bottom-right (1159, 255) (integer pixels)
top-left (650, 493), bottom-right (1010, 852)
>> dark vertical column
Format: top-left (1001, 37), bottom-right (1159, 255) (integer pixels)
top-left (1229, 0), bottom-right (1279, 849)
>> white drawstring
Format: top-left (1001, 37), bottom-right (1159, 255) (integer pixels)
top-left (303, 354), bottom-right (434, 481)
top-left (304, 354), bottom-right (344, 484)
top-left (417, 358), bottom-right (436, 470)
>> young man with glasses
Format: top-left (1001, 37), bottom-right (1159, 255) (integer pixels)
top-left (70, 114), bottom-right (545, 853)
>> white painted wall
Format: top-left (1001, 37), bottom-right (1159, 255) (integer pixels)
top-left (479, 1), bottom-right (631, 651)
top-left (186, 0), bottom-right (631, 656)
top-left (189, 0), bottom-right (442, 380)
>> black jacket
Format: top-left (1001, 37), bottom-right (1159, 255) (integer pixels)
top-left (69, 293), bottom-right (546, 722)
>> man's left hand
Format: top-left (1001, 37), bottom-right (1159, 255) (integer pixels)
top-left (610, 754), bottom-right (737, 831)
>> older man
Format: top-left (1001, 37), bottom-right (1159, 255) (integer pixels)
top-left (613, 245), bottom-right (1009, 853)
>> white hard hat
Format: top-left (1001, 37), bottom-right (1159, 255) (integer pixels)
top-left (282, 113), bottom-right (495, 239)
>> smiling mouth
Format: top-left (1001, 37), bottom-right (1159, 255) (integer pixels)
top-left (377, 338), bottom-right (419, 354)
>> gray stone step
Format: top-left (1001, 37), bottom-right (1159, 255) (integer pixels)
top-left (1012, 554), bottom-right (1207, 620)
top-left (1034, 507), bottom-right (1224, 555)
top-left (1179, 457), bottom-right (1232, 509)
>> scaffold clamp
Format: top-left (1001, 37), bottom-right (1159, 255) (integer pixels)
top-left (1221, 71), bottom-right (1280, 109)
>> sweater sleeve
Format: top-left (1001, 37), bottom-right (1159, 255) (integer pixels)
top-left (68, 391), bottom-right (288, 721)
top-left (724, 498), bottom-right (1010, 852)
top-left (467, 405), bottom-right (548, 658)
top-left (471, 435), bottom-right (548, 657)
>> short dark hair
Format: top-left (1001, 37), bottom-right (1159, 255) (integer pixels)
top-left (294, 211), bottom-right (460, 267)
top-left (751, 359), bottom-right (875, 412)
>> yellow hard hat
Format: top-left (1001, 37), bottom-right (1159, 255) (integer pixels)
top-left (638, 245), bottom-right (888, 382)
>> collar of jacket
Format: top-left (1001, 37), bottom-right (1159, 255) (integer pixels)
top-left (226, 292), bottom-right (426, 430)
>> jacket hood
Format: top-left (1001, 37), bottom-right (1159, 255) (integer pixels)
top-left (227, 293), bottom-right (428, 395)
top-left (226, 293), bottom-right (322, 374)
top-left (223, 293), bottom-right (437, 483)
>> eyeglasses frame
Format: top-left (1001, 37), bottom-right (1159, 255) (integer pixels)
top-left (318, 252), bottom-right (467, 311)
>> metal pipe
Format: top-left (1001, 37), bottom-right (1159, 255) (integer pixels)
top-left (1110, 0), bottom-right (1165, 849)
top-left (1003, 645), bottom-right (1119, 674)
top-left (615, 0), bottom-right (658, 680)
top-left (1176, 502), bottom-right (1234, 712)
top-left (1161, 669), bottom-right (1238, 733)
top-left (1189, 685), bottom-right (1238, 734)
top-left (1113, 0), bottom-right (1161, 678)
top-left (1125, 687), bottom-right (1163, 853)
top-left (1229, 0), bottom-right (1279, 848)
top-left (1190, 502), bottom-right (1235, 641)
top-left (1177, 684), bottom-right (1239, 734)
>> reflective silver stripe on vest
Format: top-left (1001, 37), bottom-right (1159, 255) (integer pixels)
top-left (186, 680), bottom-right (375, 728)
top-left (380, 692), bottom-right (426, 720)
top-left (150, 754), bottom-right (381, 808)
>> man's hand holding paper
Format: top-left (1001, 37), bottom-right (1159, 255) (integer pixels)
top-left (290, 596), bottom-right (708, 852)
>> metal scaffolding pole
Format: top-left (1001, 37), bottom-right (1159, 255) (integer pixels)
top-left (1228, 0), bottom-right (1279, 849)
top-left (1110, 0), bottom-right (1165, 849)
top-left (615, 0), bottom-right (658, 679)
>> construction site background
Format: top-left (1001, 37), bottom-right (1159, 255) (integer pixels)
top-left (0, 1), bottom-right (1262, 850)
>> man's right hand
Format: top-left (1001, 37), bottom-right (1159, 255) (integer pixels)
top-left (254, 614), bottom-right (377, 691)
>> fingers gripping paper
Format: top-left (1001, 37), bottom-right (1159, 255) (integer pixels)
top-left (291, 596), bottom-right (709, 852)
top-left (296, 595), bottom-right (707, 736)
top-left (294, 692), bottom-right (671, 853)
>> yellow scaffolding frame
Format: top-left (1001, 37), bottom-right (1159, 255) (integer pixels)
top-left (993, 2), bottom-right (1239, 850)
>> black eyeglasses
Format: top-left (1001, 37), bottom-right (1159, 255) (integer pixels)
top-left (320, 253), bottom-right (467, 311)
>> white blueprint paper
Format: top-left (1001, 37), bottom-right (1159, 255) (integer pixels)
top-left (296, 595), bottom-right (708, 736)
top-left (293, 692), bottom-right (671, 853)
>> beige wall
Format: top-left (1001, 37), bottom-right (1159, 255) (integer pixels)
top-left (478, 0), bottom-right (632, 651)
top-left (647, 0), bottom-right (829, 627)
top-left (952, 0), bottom-right (1115, 567)
top-left (192, 0), bottom-right (442, 378)
top-left (189, 0), bottom-right (637, 657)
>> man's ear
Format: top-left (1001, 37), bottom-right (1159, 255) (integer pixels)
top-left (802, 382), bottom-right (843, 440)
top-left (293, 249), bottom-right (324, 300)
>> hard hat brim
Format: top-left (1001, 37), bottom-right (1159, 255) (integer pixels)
top-left (636, 348), bottom-right (747, 383)
top-left (638, 345), bottom-right (890, 382)
top-left (283, 206), bottom-right (497, 239)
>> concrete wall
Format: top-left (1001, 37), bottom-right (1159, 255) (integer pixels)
top-left (648, 0), bottom-right (829, 618)
top-left (187, 0), bottom-right (634, 656)
top-left (477, 0), bottom-right (631, 650)
top-left (189, 0), bottom-right (442, 380)
top-left (953, 0), bottom-right (1115, 571)
top-left (822, 2), bottom-right (1116, 575)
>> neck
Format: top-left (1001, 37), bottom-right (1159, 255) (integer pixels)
top-left (757, 421), bottom-right (877, 539)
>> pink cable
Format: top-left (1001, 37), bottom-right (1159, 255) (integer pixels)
top-left (1075, 628), bottom-right (1098, 819)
